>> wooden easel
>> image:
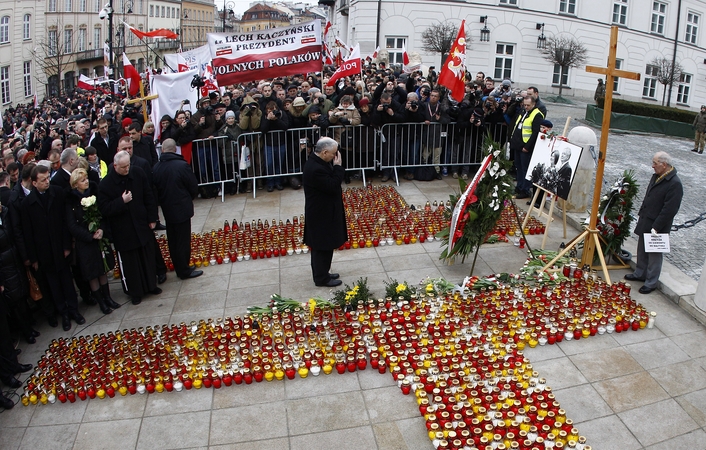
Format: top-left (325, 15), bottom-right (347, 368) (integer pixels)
top-left (523, 184), bottom-right (567, 250)
top-left (541, 26), bottom-right (641, 284)
top-left (127, 81), bottom-right (158, 123)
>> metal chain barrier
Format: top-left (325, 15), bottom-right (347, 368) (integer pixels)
top-left (672, 212), bottom-right (706, 231)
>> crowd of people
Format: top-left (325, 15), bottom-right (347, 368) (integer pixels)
top-left (0, 63), bottom-right (552, 408)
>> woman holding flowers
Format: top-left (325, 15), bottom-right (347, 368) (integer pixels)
top-left (65, 169), bottom-right (119, 314)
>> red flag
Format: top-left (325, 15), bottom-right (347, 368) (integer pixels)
top-left (334, 48), bottom-right (343, 68)
top-left (402, 45), bottom-right (409, 65)
top-left (371, 46), bottom-right (379, 59)
top-left (122, 53), bottom-right (140, 97)
top-left (437, 21), bottom-right (467, 102)
top-left (324, 21), bottom-right (332, 38)
top-left (122, 21), bottom-right (178, 40)
top-left (327, 44), bottom-right (360, 87)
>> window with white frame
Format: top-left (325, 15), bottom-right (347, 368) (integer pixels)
top-left (651, 2), bottom-right (666, 34)
top-left (162, 6), bottom-right (165, 17)
top-left (553, 64), bottom-right (569, 86)
top-left (149, 5), bottom-right (153, 16)
top-left (94, 0), bottom-right (100, 12)
top-left (559, 0), bottom-right (576, 14)
top-left (79, 0), bottom-right (86, 12)
top-left (65, 0), bottom-right (72, 12)
top-left (94, 27), bottom-right (100, 48)
top-left (613, 59), bottom-right (623, 92)
top-left (499, 0), bottom-right (518, 5)
top-left (686, 12), bottom-right (699, 44)
top-left (494, 43), bottom-right (514, 80)
top-left (48, 30), bottom-right (57, 56)
top-left (64, 28), bottom-right (73, 53)
top-left (49, 0), bottom-right (57, 12)
top-left (139, 0), bottom-right (143, 14)
top-left (1, 66), bottom-right (10, 105)
top-left (128, 25), bottom-right (134, 45)
top-left (677, 73), bottom-right (691, 104)
top-left (612, 0), bottom-right (628, 25)
top-left (23, 61), bottom-right (32, 97)
top-left (385, 36), bottom-right (407, 65)
top-left (77, 28), bottom-right (86, 52)
top-left (23, 14), bottom-right (31, 40)
top-left (643, 64), bottom-right (658, 98)
top-left (0, 16), bottom-right (9, 44)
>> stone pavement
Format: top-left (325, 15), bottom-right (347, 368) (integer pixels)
top-left (3, 173), bottom-right (706, 450)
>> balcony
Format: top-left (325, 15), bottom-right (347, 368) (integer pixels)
top-left (76, 48), bottom-right (104, 62)
top-left (154, 40), bottom-right (179, 50)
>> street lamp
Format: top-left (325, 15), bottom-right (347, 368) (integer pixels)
top-left (223, 1), bottom-right (235, 32)
top-left (479, 16), bottom-right (490, 42)
top-left (536, 23), bottom-right (546, 49)
top-left (99, 1), bottom-right (114, 79)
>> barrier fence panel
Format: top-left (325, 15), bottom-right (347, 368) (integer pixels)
top-left (226, 121), bottom-right (510, 197)
top-left (191, 135), bottom-right (237, 202)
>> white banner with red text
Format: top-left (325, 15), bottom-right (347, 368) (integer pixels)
top-left (206, 20), bottom-right (322, 85)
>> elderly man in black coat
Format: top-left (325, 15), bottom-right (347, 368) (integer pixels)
top-left (625, 151), bottom-right (683, 294)
top-left (153, 139), bottom-right (202, 280)
top-left (98, 150), bottom-right (162, 305)
top-left (303, 137), bottom-right (347, 287)
top-left (20, 165), bottom-right (85, 331)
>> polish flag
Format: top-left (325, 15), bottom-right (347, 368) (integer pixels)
top-left (122, 20), bottom-right (178, 40)
top-left (177, 52), bottom-right (189, 72)
top-left (324, 21), bottom-right (332, 38)
top-left (402, 45), bottom-right (410, 65)
top-left (122, 53), bottom-right (141, 97)
top-left (437, 20), bottom-right (467, 102)
top-left (371, 46), bottom-right (379, 59)
top-left (327, 44), bottom-right (360, 87)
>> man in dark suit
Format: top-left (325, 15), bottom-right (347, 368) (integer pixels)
top-left (153, 139), bottom-right (202, 280)
top-left (20, 165), bottom-right (84, 331)
top-left (625, 152), bottom-right (683, 294)
top-left (555, 148), bottom-right (573, 200)
top-left (0, 171), bottom-right (11, 206)
top-left (302, 137), bottom-right (347, 287)
top-left (127, 122), bottom-right (159, 166)
top-left (89, 118), bottom-right (118, 165)
top-left (98, 150), bottom-right (162, 305)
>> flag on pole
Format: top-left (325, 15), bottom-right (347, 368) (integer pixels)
top-left (121, 20), bottom-right (179, 40)
top-left (327, 44), bottom-right (361, 87)
top-left (437, 20), bottom-right (467, 102)
top-left (122, 53), bottom-right (141, 97)
top-left (371, 46), bottom-right (379, 59)
top-left (324, 21), bottom-right (332, 38)
top-left (402, 45), bottom-right (410, 65)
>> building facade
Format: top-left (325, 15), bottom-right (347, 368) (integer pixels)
top-left (238, 3), bottom-right (291, 32)
top-left (147, 0), bottom-right (182, 71)
top-left (0, 0), bottom-right (46, 107)
top-left (181, 0), bottom-right (215, 50)
top-left (329, 0), bottom-right (706, 110)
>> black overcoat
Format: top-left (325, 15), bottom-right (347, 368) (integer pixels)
top-left (97, 166), bottom-right (158, 252)
top-left (635, 168), bottom-right (683, 235)
top-left (302, 153), bottom-right (347, 250)
top-left (20, 185), bottom-right (72, 271)
top-left (0, 206), bottom-right (28, 303)
top-left (152, 152), bottom-right (199, 224)
top-left (65, 189), bottom-right (115, 280)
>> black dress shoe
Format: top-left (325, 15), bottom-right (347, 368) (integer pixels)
top-left (25, 335), bottom-right (36, 345)
top-left (181, 270), bottom-right (203, 280)
top-left (157, 273), bottom-right (167, 284)
top-left (624, 273), bottom-right (645, 281)
top-left (16, 363), bottom-right (32, 373)
top-left (328, 273), bottom-right (340, 280)
top-left (639, 285), bottom-right (656, 294)
top-left (1, 377), bottom-right (21, 389)
top-left (515, 192), bottom-right (530, 200)
top-left (30, 329), bottom-right (40, 338)
top-left (316, 279), bottom-right (343, 287)
top-left (150, 287), bottom-right (163, 295)
top-left (47, 315), bottom-right (58, 328)
top-left (0, 393), bottom-right (14, 409)
top-left (154, 222), bottom-right (167, 231)
top-left (266, 185), bottom-right (274, 192)
top-left (131, 296), bottom-right (142, 305)
top-left (70, 312), bottom-right (86, 325)
top-left (275, 184), bottom-right (284, 191)
top-left (14, 348), bottom-right (21, 356)
top-left (62, 315), bottom-right (71, 331)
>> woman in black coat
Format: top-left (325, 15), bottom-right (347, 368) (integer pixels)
top-left (65, 168), bottom-right (118, 314)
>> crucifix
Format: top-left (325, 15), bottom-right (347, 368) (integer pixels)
top-left (127, 81), bottom-right (159, 124)
top-left (541, 26), bottom-right (641, 284)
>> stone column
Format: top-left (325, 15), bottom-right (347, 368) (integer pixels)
top-left (565, 126), bottom-right (598, 212)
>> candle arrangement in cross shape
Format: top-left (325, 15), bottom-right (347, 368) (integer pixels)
top-left (24, 275), bottom-right (648, 450)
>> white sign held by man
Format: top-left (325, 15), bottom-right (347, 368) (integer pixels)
top-left (644, 233), bottom-right (671, 253)
top-left (207, 20), bottom-right (322, 85)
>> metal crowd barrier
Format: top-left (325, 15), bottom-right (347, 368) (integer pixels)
top-left (191, 135), bottom-right (237, 202)
top-left (209, 121), bottom-right (509, 198)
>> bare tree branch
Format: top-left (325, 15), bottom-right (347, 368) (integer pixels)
top-left (540, 36), bottom-right (588, 97)
top-left (649, 56), bottom-right (683, 106)
top-left (421, 22), bottom-right (470, 69)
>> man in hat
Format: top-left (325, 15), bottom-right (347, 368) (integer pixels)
top-left (594, 78), bottom-right (606, 103)
top-left (692, 105), bottom-right (706, 153)
top-left (191, 96), bottom-right (223, 198)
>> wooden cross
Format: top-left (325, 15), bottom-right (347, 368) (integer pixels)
top-left (127, 81), bottom-right (159, 124)
top-left (541, 26), bottom-right (640, 284)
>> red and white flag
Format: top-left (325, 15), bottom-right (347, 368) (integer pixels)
top-left (199, 64), bottom-right (219, 98)
top-left (177, 52), bottom-right (189, 72)
top-left (371, 46), bottom-right (379, 60)
top-left (323, 21), bottom-right (332, 38)
top-left (121, 20), bottom-right (178, 40)
top-left (327, 44), bottom-right (360, 87)
top-left (122, 53), bottom-right (141, 97)
top-left (402, 45), bottom-right (410, 65)
top-left (437, 20), bottom-right (467, 102)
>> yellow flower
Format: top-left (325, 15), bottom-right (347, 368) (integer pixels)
top-left (426, 284), bottom-right (434, 293)
top-left (308, 298), bottom-right (316, 315)
top-left (396, 284), bottom-right (407, 293)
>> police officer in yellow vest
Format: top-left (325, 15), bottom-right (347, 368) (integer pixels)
top-left (510, 96), bottom-right (544, 199)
